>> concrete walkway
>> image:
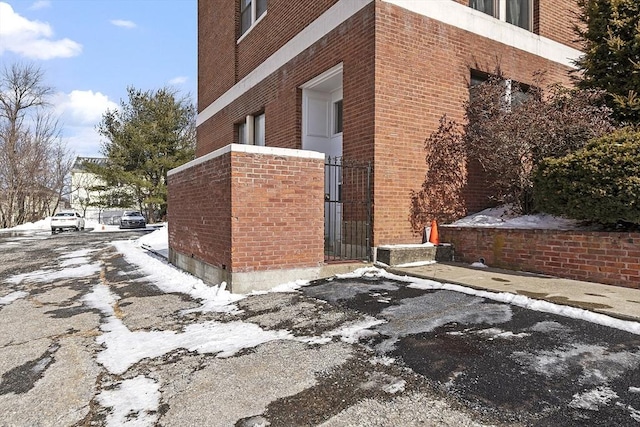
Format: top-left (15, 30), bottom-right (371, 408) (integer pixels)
top-left (388, 262), bottom-right (640, 322)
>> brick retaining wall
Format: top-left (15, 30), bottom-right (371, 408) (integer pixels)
top-left (440, 227), bottom-right (640, 289)
top-left (167, 144), bottom-right (325, 292)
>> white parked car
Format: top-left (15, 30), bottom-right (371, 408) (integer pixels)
top-left (119, 211), bottom-right (146, 229)
top-left (51, 211), bottom-right (85, 233)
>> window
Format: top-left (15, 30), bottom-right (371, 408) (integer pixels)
top-left (470, 70), bottom-right (531, 109)
top-left (238, 113), bottom-right (265, 146)
top-left (470, 0), bottom-right (533, 31)
top-left (240, 0), bottom-right (267, 37)
top-left (333, 100), bottom-right (343, 135)
top-left (470, 0), bottom-right (494, 16)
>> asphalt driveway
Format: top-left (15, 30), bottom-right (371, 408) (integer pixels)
top-left (302, 276), bottom-right (640, 425)
top-left (0, 229), bottom-right (639, 426)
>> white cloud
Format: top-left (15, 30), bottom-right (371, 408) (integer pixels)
top-left (55, 90), bottom-right (118, 124)
top-left (29, 0), bottom-right (51, 10)
top-left (53, 90), bottom-right (118, 157)
top-left (169, 76), bottom-right (188, 85)
top-left (110, 19), bottom-right (136, 29)
top-left (62, 126), bottom-right (105, 158)
top-left (0, 2), bottom-right (82, 59)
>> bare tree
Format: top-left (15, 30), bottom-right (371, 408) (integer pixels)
top-left (0, 63), bottom-right (73, 228)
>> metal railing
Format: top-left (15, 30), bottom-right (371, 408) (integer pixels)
top-left (324, 157), bottom-right (372, 261)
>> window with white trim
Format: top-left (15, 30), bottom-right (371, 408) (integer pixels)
top-left (470, 0), bottom-right (533, 31)
top-left (238, 113), bottom-right (265, 146)
top-left (240, 0), bottom-right (267, 37)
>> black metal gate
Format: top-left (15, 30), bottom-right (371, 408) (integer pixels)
top-left (324, 157), bottom-right (372, 261)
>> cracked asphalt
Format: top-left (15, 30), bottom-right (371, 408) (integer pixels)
top-left (1, 230), bottom-right (639, 426)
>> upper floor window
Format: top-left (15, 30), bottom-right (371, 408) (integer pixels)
top-left (470, 0), bottom-right (533, 31)
top-left (240, 0), bottom-right (267, 37)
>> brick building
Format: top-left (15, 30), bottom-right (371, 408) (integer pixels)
top-left (168, 0), bottom-right (582, 292)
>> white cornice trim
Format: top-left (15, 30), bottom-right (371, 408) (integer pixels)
top-left (168, 144), bottom-right (325, 176)
top-left (384, 0), bottom-right (582, 68)
top-left (197, 0), bottom-right (373, 127)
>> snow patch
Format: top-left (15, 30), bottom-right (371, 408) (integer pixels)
top-left (476, 327), bottom-right (530, 339)
top-left (392, 270), bottom-right (640, 336)
top-left (112, 240), bottom-right (243, 313)
top-left (97, 376), bottom-right (160, 427)
top-left (513, 344), bottom-right (640, 385)
top-left (448, 205), bottom-right (582, 230)
top-left (470, 262), bottom-right (488, 268)
top-left (330, 317), bottom-right (386, 344)
top-left (0, 291), bottom-right (28, 305)
top-left (375, 291), bottom-right (513, 353)
top-left (569, 386), bottom-right (618, 411)
top-left (6, 263), bottom-right (101, 284)
top-left (83, 284), bottom-right (294, 375)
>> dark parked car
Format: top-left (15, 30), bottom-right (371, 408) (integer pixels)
top-left (119, 211), bottom-right (146, 229)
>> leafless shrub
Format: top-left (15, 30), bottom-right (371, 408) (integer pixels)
top-left (409, 70), bottom-right (616, 233)
top-left (409, 116), bottom-right (467, 234)
top-left (464, 72), bottom-right (614, 213)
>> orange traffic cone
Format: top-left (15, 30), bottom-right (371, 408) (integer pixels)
top-left (428, 219), bottom-right (439, 245)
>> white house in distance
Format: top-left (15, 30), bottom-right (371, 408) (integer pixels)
top-left (70, 157), bottom-right (132, 224)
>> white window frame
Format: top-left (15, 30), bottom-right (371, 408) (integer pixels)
top-left (238, 113), bottom-right (265, 146)
top-left (238, 0), bottom-right (267, 42)
top-left (470, 0), bottom-right (533, 32)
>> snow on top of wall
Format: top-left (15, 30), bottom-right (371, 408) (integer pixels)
top-left (447, 205), bottom-right (583, 230)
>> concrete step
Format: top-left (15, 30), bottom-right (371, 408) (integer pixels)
top-left (377, 243), bottom-right (452, 267)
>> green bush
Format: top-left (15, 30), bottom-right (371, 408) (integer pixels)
top-left (534, 129), bottom-right (640, 226)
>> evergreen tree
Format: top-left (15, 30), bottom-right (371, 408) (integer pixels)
top-left (91, 87), bottom-right (195, 222)
top-left (574, 0), bottom-right (640, 123)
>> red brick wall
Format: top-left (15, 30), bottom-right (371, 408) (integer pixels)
top-left (196, 1), bottom-right (581, 250)
top-left (372, 2), bottom-right (575, 246)
top-left (440, 227), bottom-right (640, 289)
top-left (198, 0), bottom-right (340, 113)
top-left (168, 146), bottom-right (325, 273)
top-left (168, 153), bottom-right (232, 270)
top-left (196, 4), bottom-right (376, 160)
top-left (236, 0), bottom-right (340, 80)
top-left (230, 150), bottom-right (324, 272)
top-left (538, 0), bottom-right (582, 50)
top-left (198, 0), bottom-right (237, 111)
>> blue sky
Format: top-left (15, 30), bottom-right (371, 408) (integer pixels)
top-left (0, 0), bottom-right (196, 158)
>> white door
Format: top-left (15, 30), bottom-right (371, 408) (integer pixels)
top-left (302, 76), bottom-right (343, 255)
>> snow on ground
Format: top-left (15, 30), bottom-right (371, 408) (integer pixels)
top-left (6, 262), bottom-right (101, 285)
top-left (447, 205), bottom-right (582, 229)
top-left (4, 222), bottom-right (640, 424)
top-left (0, 291), bottom-right (28, 305)
top-left (338, 267), bottom-right (640, 336)
top-left (2, 217), bottom-right (155, 233)
top-left (82, 283), bottom-right (295, 375)
top-left (569, 386), bottom-right (619, 411)
top-left (112, 233), bottom-right (241, 314)
top-left (96, 376), bottom-right (161, 427)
